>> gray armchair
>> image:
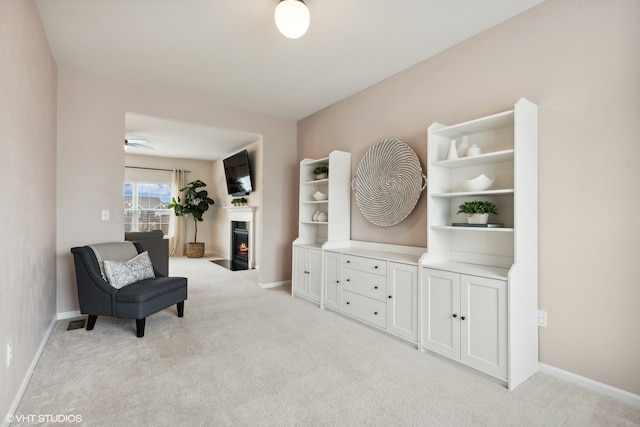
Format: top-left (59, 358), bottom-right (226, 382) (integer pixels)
top-left (70, 242), bottom-right (187, 337)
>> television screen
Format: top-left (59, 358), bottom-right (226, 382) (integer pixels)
top-left (223, 150), bottom-right (253, 196)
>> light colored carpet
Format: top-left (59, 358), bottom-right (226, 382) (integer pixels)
top-left (12, 257), bottom-right (640, 426)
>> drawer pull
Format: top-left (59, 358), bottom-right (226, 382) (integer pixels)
top-left (346, 260), bottom-right (351, 263)
top-left (346, 301), bottom-right (350, 305)
top-left (346, 278), bottom-right (350, 282)
top-left (374, 312), bottom-right (378, 315)
top-left (388, 295), bottom-right (392, 299)
top-left (374, 266), bottom-right (379, 269)
top-left (452, 314), bottom-right (457, 318)
top-left (374, 286), bottom-right (378, 289)
top-left (336, 280), bottom-right (340, 283)
top-left (461, 316), bottom-right (466, 320)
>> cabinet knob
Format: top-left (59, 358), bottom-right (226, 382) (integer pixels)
top-left (346, 278), bottom-right (350, 282)
top-left (336, 280), bottom-right (340, 283)
top-left (346, 260), bottom-right (351, 263)
top-left (461, 316), bottom-right (466, 320)
top-left (388, 295), bottom-right (392, 299)
top-left (346, 301), bottom-right (350, 305)
top-left (452, 314), bottom-right (457, 318)
top-left (374, 266), bottom-right (379, 269)
top-left (374, 312), bottom-right (378, 315)
top-left (374, 286), bottom-right (378, 289)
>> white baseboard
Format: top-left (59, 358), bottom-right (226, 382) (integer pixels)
top-left (539, 363), bottom-right (640, 408)
top-left (258, 280), bottom-right (290, 289)
top-left (56, 310), bottom-right (82, 320)
top-left (3, 317), bottom-right (57, 427)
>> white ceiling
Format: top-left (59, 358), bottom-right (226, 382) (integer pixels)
top-left (36, 0), bottom-right (546, 159)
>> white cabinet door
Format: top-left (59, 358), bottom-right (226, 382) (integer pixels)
top-left (460, 274), bottom-right (507, 379)
top-left (422, 268), bottom-right (460, 360)
top-left (308, 249), bottom-right (322, 303)
top-left (323, 251), bottom-right (341, 310)
top-left (292, 246), bottom-right (309, 296)
top-left (387, 262), bottom-right (418, 343)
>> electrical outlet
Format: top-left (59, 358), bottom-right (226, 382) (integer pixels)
top-left (6, 342), bottom-right (12, 367)
top-left (537, 310), bottom-right (548, 328)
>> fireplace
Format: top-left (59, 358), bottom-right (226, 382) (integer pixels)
top-left (232, 222), bottom-right (249, 270)
top-left (221, 206), bottom-right (255, 271)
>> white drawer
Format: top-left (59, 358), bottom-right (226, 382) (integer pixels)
top-left (342, 269), bottom-right (387, 301)
top-left (342, 254), bottom-right (387, 276)
top-left (342, 290), bottom-right (387, 329)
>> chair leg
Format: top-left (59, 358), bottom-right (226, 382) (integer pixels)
top-left (86, 315), bottom-right (97, 331)
top-left (136, 318), bottom-right (146, 338)
top-left (177, 301), bottom-right (184, 317)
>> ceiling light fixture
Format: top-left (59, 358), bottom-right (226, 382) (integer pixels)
top-left (274, 0), bottom-right (310, 39)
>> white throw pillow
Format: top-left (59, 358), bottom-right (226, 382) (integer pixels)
top-left (103, 251), bottom-right (155, 289)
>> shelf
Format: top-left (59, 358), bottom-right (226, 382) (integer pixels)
top-left (302, 178), bottom-right (329, 185)
top-left (423, 261), bottom-right (509, 280)
top-left (302, 200), bottom-right (329, 205)
top-left (302, 221), bottom-right (328, 225)
top-left (431, 189), bottom-right (514, 198)
top-left (432, 149), bottom-right (514, 168)
top-left (432, 225), bottom-right (514, 232)
top-left (301, 157), bottom-right (329, 166)
top-left (431, 110), bottom-right (514, 139)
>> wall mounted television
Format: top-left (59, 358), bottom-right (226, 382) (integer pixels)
top-left (223, 149), bottom-right (254, 196)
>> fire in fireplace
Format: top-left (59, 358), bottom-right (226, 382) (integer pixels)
top-left (232, 223), bottom-right (249, 270)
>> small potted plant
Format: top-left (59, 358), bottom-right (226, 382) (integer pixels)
top-left (313, 165), bottom-right (328, 180)
top-left (457, 200), bottom-right (498, 224)
top-left (168, 180), bottom-right (215, 258)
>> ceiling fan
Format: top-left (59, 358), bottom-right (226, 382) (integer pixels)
top-left (124, 138), bottom-right (154, 150)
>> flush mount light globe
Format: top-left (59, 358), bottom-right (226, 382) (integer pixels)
top-left (274, 0), bottom-right (310, 39)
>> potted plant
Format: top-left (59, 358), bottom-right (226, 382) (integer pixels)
top-left (457, 200), bottom-right (498, 224)
top-left (168, 180), bottom-right (215, 258)
top-left (313, 165), bottom-right (328, 180)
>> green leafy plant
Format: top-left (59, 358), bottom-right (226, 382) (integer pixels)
top-left (313, 165), bottom-right (328, 175)
top-left (231, 197), bottom-right (248, 206)
top-left (457, 200), bottom-right (498, 215)
top-left (168, 180), bottom-right (214, 243)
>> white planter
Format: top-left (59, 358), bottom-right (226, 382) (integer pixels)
top-left (466, 213), bottom-right (489, 224)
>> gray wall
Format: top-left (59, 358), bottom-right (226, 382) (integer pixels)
top-left (0, 0), bottom-right (58, 419)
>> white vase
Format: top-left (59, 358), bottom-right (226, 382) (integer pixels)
top-left (458, 135), bottom-right (470, 157)
top-left (466, 144), bottom-right (481, 157)
top-left (466, 213), bottom-right (489, 224)
top-left (317, 211), bottom-right (328, 222)
top-left (447, 139), bottom-right (458, 160)
top-left (312, 210), bottom-right (320, 221)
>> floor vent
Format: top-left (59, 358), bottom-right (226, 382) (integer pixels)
top-left (67, 319), bottom-right (86, 331)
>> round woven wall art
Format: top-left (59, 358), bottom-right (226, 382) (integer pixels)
top-left (352, 138), bottom-right (427, 227)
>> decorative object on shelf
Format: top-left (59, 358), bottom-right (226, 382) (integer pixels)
top-left (461, 174), bottom-right (494, 192)
top-left (317, 211), bottom-right (328, 222)
top-left (352, 138), bottom-right (427, 227)
top-left (466, 144), bottom-right (482, 157)
top-left (456, 200), bottom-right (498, 225)
top-left (312, 210), bottom-right (321, 221)
top-left (312, 190), bottom-right (328, 201)
top-left (447, 139), bottom-right (458, 160)
top-left (274, 0), bottom-right (310, 39)
top-left (313, 165), bottom-right (328, 180)
top-left (168, 180), bottom-right (215, 258)
top-left (231, 197), bottom-right (248, 206)
top-left (457, 135), bottom-right (470, 157)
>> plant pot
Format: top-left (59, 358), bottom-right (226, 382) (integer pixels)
top-left (314, 173), bottom-right (328, 180)
top-left (186, 242), bottom-right (205, 258)
top-left (466, 213), bottom-right (489, 224)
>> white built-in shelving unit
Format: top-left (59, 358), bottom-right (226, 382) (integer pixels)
top-left (420, 98), bottom-right (538, 390)
top-left (292, 151), bottom-right (351, 303)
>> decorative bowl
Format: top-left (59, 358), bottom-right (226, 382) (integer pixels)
top-left (461, 174), bottom-right (494, 192)
top-left (312, 191), bottom-right (328, 201)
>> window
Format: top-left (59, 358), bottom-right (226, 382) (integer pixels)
top-left (124, 182), bottom-right (172, 236)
